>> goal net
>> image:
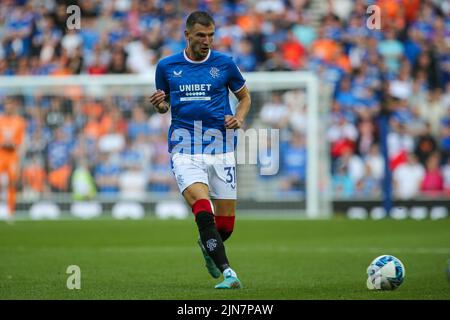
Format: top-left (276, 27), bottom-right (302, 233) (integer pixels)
top-left (0, 72), bottom-right (332, 219)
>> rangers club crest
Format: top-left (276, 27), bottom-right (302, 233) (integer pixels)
top-left (210, 67), bottom-right (220, 78)
top-left (206, 238), bottom-right (218, 251)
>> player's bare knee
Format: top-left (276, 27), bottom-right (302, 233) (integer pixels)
top-left (183, 184), bottom-right (210, 206)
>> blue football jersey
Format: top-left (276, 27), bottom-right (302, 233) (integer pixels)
top-left (155, 50), bottom-right (246, 154)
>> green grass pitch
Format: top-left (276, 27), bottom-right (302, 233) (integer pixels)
top-left (0, 216), bottom-right (449, 299)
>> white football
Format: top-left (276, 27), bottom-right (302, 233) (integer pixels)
top-left (366, 255), bottom-right (405, 290)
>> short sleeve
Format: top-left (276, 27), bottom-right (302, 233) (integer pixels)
top-left (227, 59), bottom-right (246, 93)
top-left (155, 62), bottom-right (169, 94)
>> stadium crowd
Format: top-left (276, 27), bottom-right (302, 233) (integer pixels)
top-left (0, 0), bottom-right (449, 200)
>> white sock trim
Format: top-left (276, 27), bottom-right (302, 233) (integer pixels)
top-left (223, 268), bottom-right (237, 278)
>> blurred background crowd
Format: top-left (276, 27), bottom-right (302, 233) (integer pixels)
top-left (0, 0), bottom-right (449, 201)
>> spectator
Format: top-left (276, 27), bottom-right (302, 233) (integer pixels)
top-left (61, 29), bottom-right (82, 58)
top-left (148, 152), bottom-right (176, 193)
top-left (87, 53), bottom-right (107, 75)
top-left (420, 152), bottom-right (444, 196)
top-left (416, 88), bottom-right (447, 136)
top-left (284, 89), bottom-right (307, 133)
top-left (355, 163), bottom-right (381, 198)
top-left (98, 123), bottom-right (126, 154)
top-left (259, 92), bottom-right (289, 129)
top-left (327, 113), bottom-right (358, 159)
top-left (279, 132), bottom-right (307, 194)
top-left (328, 0), bottom-right (354, 23)
top-left (22, 155), bottom-right (47, 199)
top-left (66, 46), bottom-right (84, 74)
top-left (72, 132), bottom-right (98, 169)
top-left (332, 160), bottom-right (354, 198)
top-left (364, 144), bottom-right (384, 181)
top-left (389, 67), bottom-right (413, 101)
top-left (337, 145), bottom-right (365, 187)
top-left (387, 119), bottom-right (415, 167)
top-left (403, 27), bottom-right (422, 66)
top-left (335, 76), bottom-right (358, 116)
top-left (281, 30), bottom-right (306, 70)
top-left (235, 39), bottom-right (257, 72)
top-left (45, 97), bottom-right (65, 130)
top-left (355, 118), bottom-right (377, 157)
top-left (101, 104), bottom-right (128, 135)
top-left (83, 103), bottom-right (105, 140)
top-left (393, 153), bottom-right (425, 200)
top-left (291, 13), bottom-right (316, 49)
top-left (25, 120), bottom-right (50, 159)
top-left (3, 4), bottom-right (34, 58)
top-left (107, 47), bottom-right (129, 73)
top-left (97, 107), bottom-right (127, 154)
top-left (261, 49), bottom-right (292, 71)
top-left (377, 28), bottom-right (404, 74)
top-left (118, 162), bottom-right (147, 200)
top-left (125, 35), bottom-right (156, 74)
top-left (46, 127), bottom-right (73, 192)
top-left (311, 25), bottom-right (339, 63)
top-left (71, 158), bottom-right (97, 200)
top-left (94, 152), bottom-right (121, 197)
top-left (413, 49), bottom-right (440, 91)
top-left (127, 106), bottom-right (151, 140)
top-left (80, 17), bottom-right (101, 59)
top-left (414, 122), bottom-right (438, 165)
top-left (148, 111), bottom-right (171, 137)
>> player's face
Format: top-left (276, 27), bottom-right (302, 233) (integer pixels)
top-left (186, 23), bottom-right (215, 59)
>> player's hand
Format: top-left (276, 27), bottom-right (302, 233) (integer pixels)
top-left (225, 115), bottom-right (243, 129)
top-left (149, 90), bottom-right (169, 113)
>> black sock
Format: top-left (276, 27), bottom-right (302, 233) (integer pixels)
top-left (218, 230), bottom-right (232, 242)
top-left (195, 211), bottom-right (230, 272)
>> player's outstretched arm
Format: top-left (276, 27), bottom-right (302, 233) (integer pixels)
top-left (225, 86), bottom-right (251, 129)
top-left (149, 89), bottom-right (170, 114)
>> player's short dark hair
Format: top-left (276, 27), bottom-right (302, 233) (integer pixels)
top-left (186, 11), bottom-right (215, 30)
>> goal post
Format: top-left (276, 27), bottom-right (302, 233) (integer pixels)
top-left (0, 71), bottom-right (332, 219)
top-left (242, 72), bottom-right (331, 218)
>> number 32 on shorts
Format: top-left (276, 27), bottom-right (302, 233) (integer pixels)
top-left (224, 166), bottom-right (236, 190)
